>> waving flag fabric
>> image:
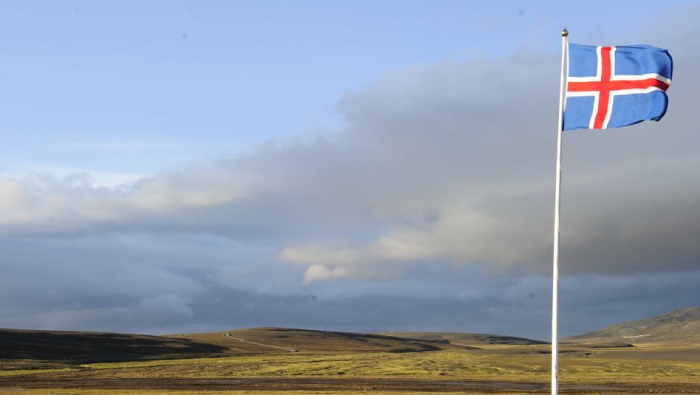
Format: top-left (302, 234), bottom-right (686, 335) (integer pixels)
top-left (564, 44), bottom-right (673, 131)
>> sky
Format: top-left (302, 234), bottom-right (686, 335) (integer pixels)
top-left (0, 0), bottom-right (699, 341)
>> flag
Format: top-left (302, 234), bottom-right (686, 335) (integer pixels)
top-left (564, 43), bottom-right (673, 130)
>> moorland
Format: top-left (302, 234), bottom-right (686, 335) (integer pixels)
top-left (1, 307), bottom-right (698, 394)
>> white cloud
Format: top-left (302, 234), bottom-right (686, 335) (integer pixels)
top-left (302, 264), bottom-right (348, 285)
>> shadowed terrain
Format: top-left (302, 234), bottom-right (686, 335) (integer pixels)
top-left (0, 329), bottom-right (227, 363)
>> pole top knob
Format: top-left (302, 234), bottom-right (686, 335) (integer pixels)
top-left (561, 29), bottom-right (569, 37)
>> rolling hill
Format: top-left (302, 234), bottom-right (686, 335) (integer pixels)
top-left (3, 306), bottom-right (697, 366)
top-left (1, 313), bottom-right (699, 394)
top-left (566, 306), bottom-right (700, 344)
top-left (0, 326), bottom-right (452, 365)
top-left (175, 327), bottom-right (451, 354)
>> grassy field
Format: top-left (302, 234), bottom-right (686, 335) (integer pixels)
top-left (1, 327), bottom-right (699, 394)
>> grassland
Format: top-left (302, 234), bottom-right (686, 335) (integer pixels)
top-left (1, 327), bottom-right (699, 394)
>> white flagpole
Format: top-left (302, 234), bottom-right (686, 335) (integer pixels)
top-left (552, 28), bottom-right (568, 395)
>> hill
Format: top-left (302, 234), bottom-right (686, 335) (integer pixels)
top-left (376, 331), bottom-right (545, 346)
top-left (0, 327), bottom-right (452, 365)
top-left (566, 306), bottom-right (700, 344)
top-left (175, 327), bottom-right (451, 354)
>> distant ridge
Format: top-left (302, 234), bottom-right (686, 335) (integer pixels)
top-left (376, 332), bottom-right (545, 346)
top-left (566, 306), bottom-right (700, 344)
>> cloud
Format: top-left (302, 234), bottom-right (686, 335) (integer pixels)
top-left (139, 294), bottom-right (193, 317)
top-left (3, 33), bottom-right (700, 284)
top-left (3, 258), bottom-right (697, 339)
top-left (302, 265), bottom-right (348, 285)
top-left (279, 41), bottom-right (700, 281)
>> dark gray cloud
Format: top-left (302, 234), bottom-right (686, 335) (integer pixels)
top-left (1, 4), bottom-right (699, 339)
top-left (2, 238), bottom-right (697, 340)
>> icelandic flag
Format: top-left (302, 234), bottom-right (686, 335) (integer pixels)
top-left (564, 43), bottom-right (673, 131)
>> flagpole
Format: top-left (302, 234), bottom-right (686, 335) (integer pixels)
top-left (552, 28), bottom-right (568, 395)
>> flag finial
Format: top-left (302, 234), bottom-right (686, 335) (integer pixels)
top-left (561, 29), bottom-right (569, 37)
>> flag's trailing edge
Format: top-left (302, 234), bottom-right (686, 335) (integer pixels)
top-left (564, 43), bottom-right (673, 131)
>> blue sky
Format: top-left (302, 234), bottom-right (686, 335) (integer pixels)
top-left (0, 1), bottom-right (699, 338)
